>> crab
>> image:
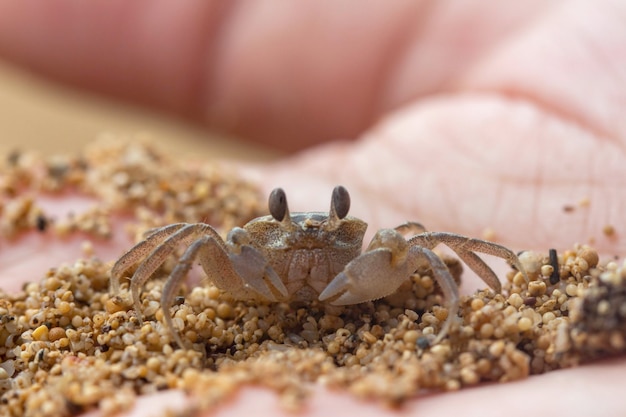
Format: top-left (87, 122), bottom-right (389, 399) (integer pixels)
top-left (110, 186), bottom-right (526, 348)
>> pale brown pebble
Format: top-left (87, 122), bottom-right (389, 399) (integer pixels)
top-left (57, 338), bottom-right (70, 349)
top-left (565, 283), bottom-right (579, 297)
top-left (535, 334), bottom-right (551, 351)
top-left (460, 367), bottom-right (480, 385)
top-left (578, 257), bottom-right (590, 271)
top-left (433, 308), bottom-right (449, 323)
top-left (517, 317), bottom-right (533, 332)
top-left (457, 352), bottom-right (475, 368)
top-left (207, 286), bottom-right (221, 300)
top-left (81, 240), bottom-right (95, 256)
top-left (578, 246), bottom-right (599, 269)
top-left (402, 330), bottom-right (419, 345)
top-left (105, 296), bottom-right (129, 314)
top-left (44, 277), bottom-right (62, 291)
top-left (48, 327), bottom-right (66, 342)
top-left (507, 293), bottom-right (523, 309)
top-left (540, 265), bottom-right (554, 278)
top-left (57, 301), bottom-right (72, 314)
top-left (489, 340), bottom-right (505, 357)
top-left (362, 331), bottom-right (377, 345)
top-left (326, 341), bottom-right (340, 355)
top-left (479, 323), bottom-right (495, 338)
top-left (445, 379), bottom-right (461, 391)
top-left (542, 312), bottom-right (556, 325)
top-left (513, 272), bottom-right (527, 287)
top-left (597, 300), bottom-right (611, 315)
top-left (517, 251), bottom-right (544, 275)
top-left (528, 281), bottom-right (547, 297)
top-left (421, 313), bottom-right (438, 326)
top-left (71, 315), bottom-right (83, 328)
top-left (420, 275), bottom-right (434, 290)
top-left (603, 225), bottom-right (616, 237)
top-left (470, 298), bottom-right (485, 311)
top-left (319, 314), bottom-right (344, 331)
top-left (404, 309), bottom-right (419, 322)
top-left (476, 359), bottom-right (492, 374)
top-left (92, 314), bottom-right (106, 328)
top-left (216, 303), bottom-right (234, 319)
top-left (459, 326), bottom-right (475, 339)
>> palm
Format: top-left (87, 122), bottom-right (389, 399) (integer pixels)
top-left (0, 1), bottom-right (625, 416)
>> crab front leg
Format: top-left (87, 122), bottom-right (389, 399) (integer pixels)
top-left (111, 223), bottom-right (213, 320)
top-left (319, 229), bottom-right (460, 343)
top-left (161, 227), bottom-right (288, 348)
top-left (110, 223), bottom-right (188, 296)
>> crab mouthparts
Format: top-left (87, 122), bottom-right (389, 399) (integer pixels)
top-left (302, 218), bottom-right (323, 229)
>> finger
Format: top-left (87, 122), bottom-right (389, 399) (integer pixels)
top-left (0, 1), bottom-right (224, 118)
top-left (459, 0), bottom-right (626, 143)
top-left (0, 1), bottom-right (420, 150)
top-left (0, 2), bottom-right (550, 150)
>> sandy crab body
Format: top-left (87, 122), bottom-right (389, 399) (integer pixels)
top-left (111, 186), bottom-right (525, 348)
top-left (242, 210), bottom-right (367, 303)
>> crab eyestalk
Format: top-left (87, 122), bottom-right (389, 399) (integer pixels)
top-left (268, 187), bottom-right (297, 231)
top-left (327, 185), bottom-right (350, 229)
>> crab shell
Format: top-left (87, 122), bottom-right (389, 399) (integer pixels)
top-left (238, 211), bottom-right (367, 302)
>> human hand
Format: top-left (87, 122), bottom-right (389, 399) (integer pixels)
top-left (1, 1), bottom-right (625, 416)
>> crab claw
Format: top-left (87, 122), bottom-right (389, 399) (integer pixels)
top-left (229, 246), bottom-right (289, 301)
top-left (319, 248), bottom-right (413, 305)
top-left (320, 229), bottom-right (414, 305)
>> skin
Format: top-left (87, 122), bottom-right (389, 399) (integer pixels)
top-left (1, 1), bottom-right (626, 416)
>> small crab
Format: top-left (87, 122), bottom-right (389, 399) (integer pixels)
top-left (111, 186), bottom-right (526, 348)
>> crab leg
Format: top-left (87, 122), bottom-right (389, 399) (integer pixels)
top-left (110, 223), bottom-right (187, 295)
top-left (408, 232), bottom-right (528, 285)
top-left (453, 250), bottom-right (502, 293)
top-left (112, 223), bottom-right (227, 321)
top-left (161, 236), bottom-right (218, 348)
top-left (130, 224), bottom-right (221, 320)
top-left (412, 246), bottom-right (459, 344)
top-left (162, 233), bottom-right (287, 348)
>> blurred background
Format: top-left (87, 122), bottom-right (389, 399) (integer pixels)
top-left (0, 60), bottom-right (279, 161)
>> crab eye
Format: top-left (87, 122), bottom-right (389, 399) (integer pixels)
top-left (269, 188), bottom-right (288, 221)
top-left (331, 185), bottom-right (350, 219)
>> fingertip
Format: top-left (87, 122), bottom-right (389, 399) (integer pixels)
top-left (0, 1), bottom-right (220, 115)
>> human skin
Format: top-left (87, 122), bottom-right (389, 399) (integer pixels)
top-left (0, 1), bottom-right (625, 416)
